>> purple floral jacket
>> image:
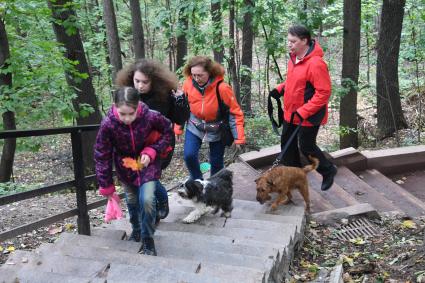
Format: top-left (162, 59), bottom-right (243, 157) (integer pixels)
top-left (94, 102), bottom-right (173, 193)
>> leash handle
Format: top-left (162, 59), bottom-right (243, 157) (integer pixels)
top-left (271, 112), bottom-right (303, 169)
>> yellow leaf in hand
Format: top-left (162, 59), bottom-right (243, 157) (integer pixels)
top-left (401, 220), bottom-right (417, 229)
top-left (122, 157), bottom-right (144, 171)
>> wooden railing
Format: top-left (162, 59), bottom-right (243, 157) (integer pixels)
top-left (0, 125), bottom-right (109, 241)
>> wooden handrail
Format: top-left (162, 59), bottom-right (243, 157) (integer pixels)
top-left (0, 125), bottom-right (102, 240)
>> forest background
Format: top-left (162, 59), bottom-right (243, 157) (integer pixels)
top-left (0, 0), bottom-right (424, 184)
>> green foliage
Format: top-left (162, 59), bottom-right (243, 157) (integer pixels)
top-left (0, 0), bottom-right (424, 158)
top-left (1, 2), bottom-right (73, 126)
top-left (244, 114), bottom-right (280, 148)
top-left (0, 182), bottom-right (37, 196)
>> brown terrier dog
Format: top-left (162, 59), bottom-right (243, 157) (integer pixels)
top-left (255, 156), bottom-right (319, 212)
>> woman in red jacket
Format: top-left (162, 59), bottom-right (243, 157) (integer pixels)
top-left (270, 25), bottom-right (337, 191)
top-left (176, 56), bottom-right (245, 180)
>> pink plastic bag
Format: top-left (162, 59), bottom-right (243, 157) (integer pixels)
top-left (104, 192), bottom-right (123, 223)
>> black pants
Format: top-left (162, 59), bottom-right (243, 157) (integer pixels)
top-left (280, 120), bottom-right (334, 175)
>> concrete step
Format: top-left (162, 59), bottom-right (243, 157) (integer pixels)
top-left (36, 242), bottom-right (264, 283)
top-left (0, 250), bottom-right (106, 283)
top-left (156, 221), bottom-right (294, 246)
top-left (154, 204), bottom-right (304, 231)
top-left (226, 162), bottom-right (261, 201)
top-left (104, 261), bottom-right (235, 283)
top-left (2, 249), bottom-right (223, 283)
top-left (0, 266), bottom-right (103, 283)
top-left (107, 221), bottom-right (279, 259)
top-left (91, 227), bottom-right (126, 240)
top-left (308, 171), bottom-right (360, 209)
top-left (359, 169), bottom-right (425, 217)
top-left (169, 193), bottom-right (306, 217)
top-left (54, 232), bottom-right (273, 272)
top-left (333, 166), bottom-right (401, 214)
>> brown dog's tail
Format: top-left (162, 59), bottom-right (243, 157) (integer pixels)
top-left (303, 156), bottom-right (319, 173)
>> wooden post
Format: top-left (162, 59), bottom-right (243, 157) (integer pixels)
top-left (71, 130), bottom-right (91, 235)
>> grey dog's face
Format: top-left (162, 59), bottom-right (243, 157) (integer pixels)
top-left (178, 179), bottom-right (206, 200)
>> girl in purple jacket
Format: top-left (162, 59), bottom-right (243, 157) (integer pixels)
top-left (95, 87), bottom-right (173, 256)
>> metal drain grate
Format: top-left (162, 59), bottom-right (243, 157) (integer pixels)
top-left (335, 217), bottom-right (380, 241)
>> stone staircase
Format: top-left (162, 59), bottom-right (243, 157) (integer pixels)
top-left (2, 145), bottom-right (425, 282)
top-left (240, 145), bottom-right (425, 218)
top-left (0, 161), bottom-right (306, 283)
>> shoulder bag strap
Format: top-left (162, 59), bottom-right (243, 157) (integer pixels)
top-left (215, 80), bottom-right (226, 120)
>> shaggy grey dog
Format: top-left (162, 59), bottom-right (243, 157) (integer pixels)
top-left (178, 169), bottom-right (233, 223)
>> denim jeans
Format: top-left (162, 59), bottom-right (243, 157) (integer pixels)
top-left (124, 181), bottom-right (159, 239)
top-left (183, 129), bottom-right (225, 180)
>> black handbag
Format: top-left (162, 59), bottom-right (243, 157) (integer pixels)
top-left (215, 81), bottom-right (234, 147)
top-left (172, 93), bottom-right (190, 125)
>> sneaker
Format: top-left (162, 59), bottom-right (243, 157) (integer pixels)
top-left (127, 230), bottom-right (141, 242)
top-left (157, 200), bottom-right (169, 220)
top-left (139, 237), bottom-right (157, 256)
top-left (321, 165), bottom-right (338, 191)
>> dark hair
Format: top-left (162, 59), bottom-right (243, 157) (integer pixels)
top-left (113, 87), bottom-right (139, 109)
top-left (182, 56), bottom-right (225, 78)
top-left (288, 25), bottom-right (312, 44)
top-left (115, 59), bottom-right (178, 102)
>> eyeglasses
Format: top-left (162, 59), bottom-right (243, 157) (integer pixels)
top-left (192, 73), bottom-right (208, 79)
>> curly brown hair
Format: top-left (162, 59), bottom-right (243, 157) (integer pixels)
top-left (115, 59), bottom-right (178, 102)
top-left (182, 56), bottom-right (225, 78)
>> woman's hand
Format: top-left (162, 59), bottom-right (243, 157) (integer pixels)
top-left (139, 154), bottom-right (151, 167)
top-left (172, 89), bottom-right (184, 97)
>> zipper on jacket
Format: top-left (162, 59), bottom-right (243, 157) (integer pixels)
top-left (129, 124), bottom-right (142, 186)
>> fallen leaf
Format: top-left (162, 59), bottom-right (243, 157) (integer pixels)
top-left (343, 255), bottom-right (354, 267)
top-left (0, 246), bottom-right (3, 252)
top-left (64, 223), bottom-right (75, 231)
top-left (122, 157), bottom-right (144, 171)
top-left (353, 252), bottom-right (362, 258)
top-left (401, 220), bottom-right (417, 229)
top-left (349, 237), bottom-right (366, 245)
top-left (48, 226), bottom-right (63, 235)
top-left (7, 246), bottom-right (15, 252)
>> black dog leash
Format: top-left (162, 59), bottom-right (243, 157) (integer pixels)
top-left (271, 112), bottom-right (304, 169)
top-left (267, 89), bottom-right (284, 136)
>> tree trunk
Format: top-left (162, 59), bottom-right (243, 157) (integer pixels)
top-left (228, 0), bottom-right (240, 102)
top-left (211, 0), bottom-right (224, 64)
top-left (339, 0), bottom-right (361, 149)
top-left (130, 0), bottom-right (145, 59)
top-left (376, 0), bottom-right (408, 138)
top-left (240, 0), bottom-right (253, 116)
top-left (0, 18), bottom-right (16, 182)
top-left (176, 7), bottom-right (188, 71)
top-left (103, 0), bottom-right (122, 80)
top-left (48, 0), bottom-right (102, 172)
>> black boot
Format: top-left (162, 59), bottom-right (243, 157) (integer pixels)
top-left (127, 230), bottom-right (141, 242)
top-left (139, 237), bottom-right (157, 256)
top-left (157, 200), bottom-right (169, 220)
top-left (321, 165), bottom-right (337, 191)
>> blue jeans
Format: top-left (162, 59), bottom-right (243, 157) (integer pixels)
top-left (124, 181), bottom-right (162, 238)
top-left (183, 129), bottom-right (225, 180)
